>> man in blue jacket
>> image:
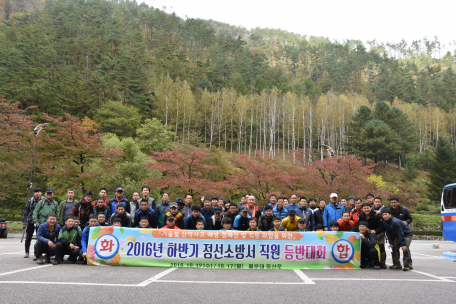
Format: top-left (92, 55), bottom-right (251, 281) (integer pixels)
top-left (133, 199), bottom-right (157, 228)
top-left (35, 213), bottom-right (61, 264)
top-left (80, 215), bottom-right (100, 264)
top-left (382, 209), bottom-right (413, 271)
top-left (323, 193), bottom-right (345, 230)
top-left (184, 206), bottom-right (206, 230)
top-left (109, 187), bottom-right (130, 214)
top-left (201, 197), bottom-right (214, 229)
top-left (273, 197), bottom-right (288, 220)
top-left (295, 197), bottom-right (315, 231)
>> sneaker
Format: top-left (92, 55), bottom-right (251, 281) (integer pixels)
top-left (52, 259), bottom-right (62, 265)
top-left (44, 255), bottom-right (51, 264)
top-left (24, 253), bottom-right (29, 258)
top-left (37, 256), bottom-right (44, 265)
top-left (403, 267), bottom-right (410, 271)
top-left (380, 263), bottom-right (386, 269)
top-left (389, 265), bottom-right (402, 270)
top-left (374, 265), bottom-right (381, 270)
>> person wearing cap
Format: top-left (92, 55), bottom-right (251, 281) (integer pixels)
top-left (209, 208), bottom-right (223, 230)
top-left (33, 188), bottom-right (59, 226)
top-left (165, 201), bottom-right (184, 228)
top-left (258, 205), bottom-right (275, 231)
top-left (23, 187), bottom-right (44, 258)
top-left (201, 197), bottom-right (215, 229)
top-left (184, 206), bottom-right (206, 230)
top-left (247, 218), bottom-right (261, 231)
top-left (285, 194), bottom-right (300, 212)
top-left (323, 193), bottom-right (345, 231)
top-left (295, 197), bottom-right (315, 231)
top-left (161, 216), bottom-right (180, 229)
top-left (70, 192), bottom-right (94, 228)
top-left (270, 216), bottom-right (285, 231)
top-left (211, 196), bottom-right (219, 208)
top-left (281, 209), bottom-right (300, 231)
top-left (110, 204), bottom-right (131, 227)
top-left (272, 197), bottom-right (288, 220)
top-left (156, 193), bottom-right (171, 228)
top-left (183, 193), bottom-right (197, 217)
top-left (295, 218), bottom-right (307, 232)
top-left (137, 216), bottom-right (152, 228)
top-left (233, 207), bottom-right (251, 231)
top-left (80, 215), bottom-right (100, 264)
top-left (137, 185), bottom-right (157, 213)
top-left (109, 187), bottom-right (130, 215)
top-left (224, 202), bottom-right (239, 223)
top-left (134, 199), bottom-right (157, 228)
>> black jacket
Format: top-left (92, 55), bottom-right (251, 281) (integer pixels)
top-left (110, 212), bottom-right (131, 227)
top-left (355, 211), bottom-right (384, 234)
top-left (388, 205), bottom-right (412, 225)
top-left (313, 208), bottom-right (325, 227)
top-left (209, 215), bottom-right (223, 230)
top-left (234, 215), bottom-right (251, 231)
top-left (258, 214), bottom-right (274, 231)
top-left (361, 231), bottom-right (378, 250)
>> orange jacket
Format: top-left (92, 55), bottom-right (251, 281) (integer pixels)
top-left (337, 219), bottom-right (355, 231)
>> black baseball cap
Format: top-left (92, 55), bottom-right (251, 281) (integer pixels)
top-left (288, 209), bottom-right (296, 215)
top-left (45, 188), bottom-right (53, 193)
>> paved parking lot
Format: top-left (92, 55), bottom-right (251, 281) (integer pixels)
top-left (1, 238), bottom-right (456, 303)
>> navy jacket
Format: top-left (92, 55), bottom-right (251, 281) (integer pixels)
top-left (383, 216), bottom-right (413, 247)
top-left (388, 205), bottom-right (412, 225)
top-left (184, 214), bottom-right (206, 230)
top-left (133, 207), bottom-right (157, 228)
top-left (36, 222), bottom-right (61, 244)
top-left (201, 207), bottom-right (214, 229)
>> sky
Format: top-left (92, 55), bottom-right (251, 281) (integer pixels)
top-left (143, 0), bottom-right (454, 49)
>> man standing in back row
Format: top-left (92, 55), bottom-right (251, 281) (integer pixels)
top-left (22, 187), bottom-right (43, 259)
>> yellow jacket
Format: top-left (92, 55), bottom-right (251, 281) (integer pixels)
top-left (281, 216), bottom-right (301, 231)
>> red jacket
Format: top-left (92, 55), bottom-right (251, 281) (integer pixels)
top-left (160, 225), bottom-right (180, 229)
top-left (92, 197), bottom-right (108, 207)
top-left (350, 208), bottom-right (362, 225)
top-left (337, 219), bottom-right (355, 231)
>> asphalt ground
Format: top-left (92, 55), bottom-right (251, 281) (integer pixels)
top-left (1, 237), bottom-right (456, 303)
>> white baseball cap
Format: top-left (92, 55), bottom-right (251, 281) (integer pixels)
top-left (330, 193), bottom-right (338, 198)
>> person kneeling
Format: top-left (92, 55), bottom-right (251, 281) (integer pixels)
top-left (269, 216), bottom-right (285, 231)
top-left (35, 214), bottom-right (61, 264)
top-left (54, 217), bottom-right (81, 265)
top-left (330, 221), bottom-right (339, 231)
top-left (220, 217), bottom-right (234, 231)
top-left (359, 221), bottom-right (380, 270)
top-left (295, 218), bottom-right (306, 232)
top-left (161, 216), bottom-right (180, 229)
top-left (247, 218), bottom-right (261, 232)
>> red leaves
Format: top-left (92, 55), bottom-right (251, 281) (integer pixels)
top-left (144, 149), bottom-right (229, 196)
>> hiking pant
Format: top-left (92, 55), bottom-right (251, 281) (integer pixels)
top-left (35, 241), bottom-right (56, 258)
top-left (25, 223), bottom-right (38, 254)
top-left (55, 243), bottom-right (79, 261)
top-left (392, 236), bottom-right (412, 267)
top-left (376, 232), bottom-right (386, 263)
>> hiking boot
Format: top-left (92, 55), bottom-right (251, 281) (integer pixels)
top-left (380, 263), bottom-right (386, 269)
top-left (44, 255), bottom-right (51, 264)
top-left (69, 258), bottom-right (76, 264)
top-left (403, 267), bottom-right (410, 271)
top-left (374, 265), bottom-right (381, 270)
top-left (52, 259), bottom-right (62, 265)
top-left (389, 265), bottom-right (402, 270)
top-left (24, 253), bottom-right (29, 258)
top-left (37, 256), bottom-right (44, 265)
top-left (409, 264), bottom-right (413, 270)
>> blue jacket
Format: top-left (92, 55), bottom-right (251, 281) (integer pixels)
top-left (36, 222), bottom-right (61, 244)
top-left (109, 196), bottom-right (130, 214)
top-left (383, 216), bottom-right (413, 247)
top-left (201, 207), bottom-right (214, 229)
top-left (285, 204), bottom-right (300, 212)
top-left (184, 214), bottom-right (206, 230)
top-left (323, 203), bottom-right (345, 229)
top-left (81, 223), bottom-right (100, 253)
top-left (262, 202), bottom-right (277, 213)
top-left (133, 207), bottom-right (157, 228)
top-left (233, 214), bottom-right (251, 231)
top-left (156, 201), bottom-right (171, 228)
top-left (295, 206), bottom-right (315, 231)
top-left (273, 205), bottom-right (288, 220)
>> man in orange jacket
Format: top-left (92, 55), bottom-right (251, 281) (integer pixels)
top-left (337, 211), bottom-right (355, 231)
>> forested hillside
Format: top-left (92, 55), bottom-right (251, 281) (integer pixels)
top-left (1, 0), bottom-right (456, 216)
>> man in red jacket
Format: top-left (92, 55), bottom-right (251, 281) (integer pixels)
top-left (350, 198), bottom-right (363, 225)
top-left (337, 211), bottom-right (355, 231)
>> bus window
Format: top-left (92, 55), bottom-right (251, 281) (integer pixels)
top-left (443, 188), bottom-right (451, 209)
top-left (452, 188), bottom-right (456, 208)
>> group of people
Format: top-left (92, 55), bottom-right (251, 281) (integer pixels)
top-left (22, 186), bottom-right (413, 271)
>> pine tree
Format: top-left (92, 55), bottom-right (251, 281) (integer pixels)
top-left (427, 136), bottom-right (456, 202)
